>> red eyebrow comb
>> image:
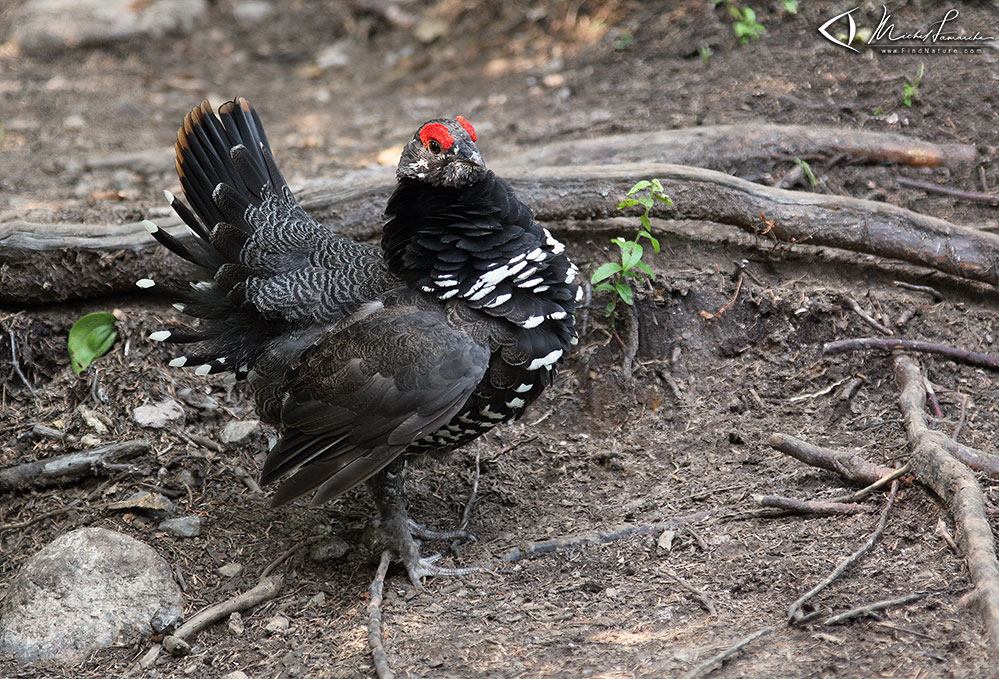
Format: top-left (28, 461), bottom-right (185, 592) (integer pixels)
top-left (419, 123), bottom-right (455, 150)
top-left (455, 116), bottom-right (477, 142)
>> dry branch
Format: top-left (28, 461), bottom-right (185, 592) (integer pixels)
top-left (171, 575), bottom-right (283, 643)
top-left (368, 550), bottom-right (396, 679)
top-left (824, 338), bottom-right (999, 371)
top-left (893, 355), bottom-right (999, 653)
top-left (823, 591), bottom-right (927, 625)
top-left (768, 433), bottom-right (896, 486)
top-left (754, 495), bottom-right (875, 515)
top-left (0, 439), bottom-right (150, 492)
top-left (683, 626), bottom-right (773, 679)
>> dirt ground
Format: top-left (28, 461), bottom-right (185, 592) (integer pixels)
top-left (3, 1), bottom-right (999, 677)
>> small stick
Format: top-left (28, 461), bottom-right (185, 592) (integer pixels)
top-left (755, 495), bottom-right (875, 515)
top-left (623, 301), bottom-right (640, 379)
top-left (501, 509), bottom-right (720, 563)
top-left (980, 165), bottom-right (990, 194)
top-left (823, 591), bottom-right (927, 625)
top-left (831, 462), bottom-right (911, 504)
top-left (824, 338), bottom-right (999, 371)
top-left (891, 280), bottom-right (944, 302)
top-left (8, 329), bottom-right (37, 398)
top-left (0, 500), bottom-right (83, 535)
top-left (368, 550), bottom-right (396, 679)
top-left (666, 570), bottom-right (718, 616)
top-left (699, 272), bottom-right (743, 320)
top-left (261, 544), bottom-right (302, 578)
top-left (894, 307), bottom-right (918, 329)
top-left (839, 376), bottom-right (865, 401)
top-left (936, 518), bottom-right (960, 555)
top-left (173, 575), bottom-right (283, 643)
top-left (232, 465), bottom-right (264, 496)
top-left (897, 176), bottom-right (999, 206)
top-left (0, 439), bottom-right (150, 491)
top-left (452, 451), bottom-right (481, 552)
top-left (787, 480), bottom-right (899, 623)
top-left (768, 433), bottom-right (896, 486)
top-left (953, 394), bottom-right (968, 441)
top-left (840, 295), bottom-right (893, 336)
top-left (682, 626), bottom-right (773, 679)
top-left (924, 376), bottom-right (944, 418)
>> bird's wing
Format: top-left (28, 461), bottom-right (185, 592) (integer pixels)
top-left (260, 295), bottom-right (491, 506)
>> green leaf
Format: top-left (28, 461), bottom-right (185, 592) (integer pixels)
top-left (650, 178), bottom-right (665, 196)
top-left (614, 281), bottom-right (635, 305)
top-left (68, 312), bottom-right (118, 375)
top-left (649, 234), bottom-right (660, 253)
top-left (620, 241), bottom-right (644, 271)
top-left (591, 261), bottom-right (623, 283)
top-left (594, 282), bottom-right (615, 293)
top-left (617, 198), bottom-right (643, 210)
top-left (640, 213), bottom-right (651, 232)
top-left (635, 260), bottom-right (655, 279)
top-left (627, 180), bottom-right (652, 195)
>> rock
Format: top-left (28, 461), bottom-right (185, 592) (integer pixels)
top-left (315, 40), bottom-right (351, 69)
top-left (228, 611), bottom-right (245, 636)
top-left (307, 536), bottom-right (350, 563)
top-left (221, 672), bottom-right (249, 679)
top-left (264, 615), bottom-right (289, 635)
top-left (177, 387), bottom-right (219, 411)
top-left (133, 397), bottom-right (185, 429)
top-left (5, 0), bottom-right (208, 56)
top-left (221, 419), bottom-right (260, 444)
top-left (159, 515), bottom-right (202, 538)
top-left (0, 527), bottom-right (184, 664)
top-left (162, 634), bottom-right (190, 656)
top-left (150, 605), bottom-right (184, 635)
top-left (107, 491), bottom-right (176, 518)
top-left (218, 562), bottom-right (243, 578)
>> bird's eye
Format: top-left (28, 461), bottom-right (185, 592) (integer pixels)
top-left (428, 139), bottom-right (442, 154)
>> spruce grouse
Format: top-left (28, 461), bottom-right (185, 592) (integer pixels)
top-left (141, 98), bottom-right (581, 585)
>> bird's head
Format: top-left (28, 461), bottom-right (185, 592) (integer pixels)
top-left (397, 116), bottom-right (485, 188)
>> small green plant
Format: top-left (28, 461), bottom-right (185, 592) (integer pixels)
top-left (613, 32), bottom-right (633, 50)
top-left (902, 62), bottom-right (925, 107)
top-left (714, 0), bottom-right (765, 45)
top-left (781, 0), bottom-right (798, 13)
top-left (68, 312), bottom-right (117, 374)
top-left (793, 157), bottom-right (819, 189)
top-left (698, 44), bottom-right (713, 65)
top-left (591, 179), bottom-right (672, 317)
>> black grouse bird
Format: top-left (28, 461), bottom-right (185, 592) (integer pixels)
top-left (141, 98), bottom-right (580, 585)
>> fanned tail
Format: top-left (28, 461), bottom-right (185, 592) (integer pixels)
top-left (139, 98), bottom-right (288, 378)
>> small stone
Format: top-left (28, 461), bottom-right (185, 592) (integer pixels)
top-left (177, 388), bottom-right (219, 411)
top-left (542, 73), bottom-right (565, 88)
top-left (657, 530), bottom-right (675, 552)
top-left (307, 536), bottom-right (350, 563)
top-left (315, 40), bottom-right (350, 69)
top-left (159, 516), bottom-right (201, 538)
top-left (77, 404), bottom-right (108, 433)
top-left (218, 562), bottom-right (243, 578)
top-left (228, 611), bottom-right (245, 636)
top-left (414, 18), bottom-right (447, 43)
top-left (265, 615), bottom-right (289, 635)
top-left (107, 491), bottom-right (176, 519)
top-left (231, 0), bottom-right (273, 24)
top-left (62, 114), bottom-right (85, 130)
top-left (306, 592), bottom-right (326, 607)
top-left (220, 672), bottom-right (249, 679)
top-left (162, 634), bottom-right (190, 656)
top-left (150, 605), bottom-right (184, 635)
top-left (221, 419), bottom-right (260, 444)
top-left (133, 398), bottom-right (185, 429)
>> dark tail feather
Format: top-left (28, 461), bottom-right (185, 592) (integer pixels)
top-left (141, 97), bottom-right (289, 377)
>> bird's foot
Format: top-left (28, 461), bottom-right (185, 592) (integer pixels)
top-left (405, 517), bottom-right (477, 543)
top-left (373, 515), bottom-right (485, 590)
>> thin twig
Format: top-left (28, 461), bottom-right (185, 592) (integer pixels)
top-left (700, 272), bottom-right (743, 320)
top-left (261, 544), bottom-right (303, 578)
top-left (787, 479), bottom-right (899, 623)
top-left (898, 176), bottom-right (999, 206)
top-left (830, 462), bottom-right (911, 503)
top-left (666, 570), bottom-right (718, 616)
top-left (683, 626), bottom-right (773, 679)
top-left (368, 550), bottom-right (395, 679)
top-left (953, 394), bottom-right (968, 441)
top-left (840, 295), bottom-right (893, 336)
top-left (755, 495), bottom-right (875, 515)
top-left (824, 337), bottom-right (999, 371)
top-left (501, 510), bottom-right (720, 563)
top-left (0, 500), bottom-right (83, 535)
top-left (924, 376), bottom-right (943, 418)
top-left (172, 576), bottom-right (283, 642)
top-left (823, 591), bottom-right (927, 625)
top-left (8, 329), bottom-right (37, 398)
top-left (891, 280), bottom-right (944, 302)
top-left (452, 451), bottom-right (481, 552)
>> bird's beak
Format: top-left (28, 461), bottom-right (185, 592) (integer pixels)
top-left (457, 142), bottom-right (485, 169)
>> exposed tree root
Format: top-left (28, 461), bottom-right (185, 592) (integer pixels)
top-left (0, 439), bottom-right (150, 491)
top-left (767, 433), bottom-right (896, 486)
top-left (368, 550), bottom-right (396, 679)
top-left (893, 355), bottom-right (999, 654)
top-left (825, 337), bottom-right (999, 372)
top-left (5, 152), bottom-right (999, 302)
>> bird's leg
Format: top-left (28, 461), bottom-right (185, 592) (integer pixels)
top-left (368, 458), bottom-right (481, 589)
